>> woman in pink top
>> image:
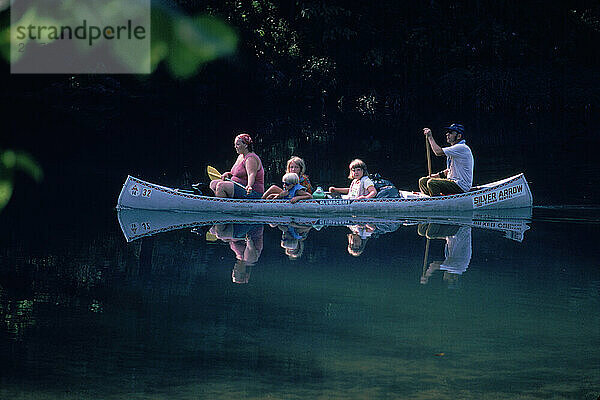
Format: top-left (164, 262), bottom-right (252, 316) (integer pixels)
top-left (210, 133), bottom-right (265, 198)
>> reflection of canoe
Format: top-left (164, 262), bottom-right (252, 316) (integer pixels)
top-left (117, 173), bottom-right (533, 214)
top-left (117, 208), bottom-right (531, 243)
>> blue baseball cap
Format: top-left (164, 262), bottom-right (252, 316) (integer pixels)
top-left (444, 123), bottom-right (465, 135)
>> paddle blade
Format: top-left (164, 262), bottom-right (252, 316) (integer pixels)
top-left (205, 231), bottom-right (218, 242)
top-left (207, 165), bottom-right (222, 181)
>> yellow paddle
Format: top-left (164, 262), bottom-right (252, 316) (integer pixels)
top-left (207, 165), bottom-right (222, 181)
top-left (206, 165), bottom-right (247, 190)
top-left (205, 231), bottom-right (218, 242)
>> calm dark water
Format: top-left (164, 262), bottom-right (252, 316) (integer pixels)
top-left (0, 198), bottom-right (599, 399)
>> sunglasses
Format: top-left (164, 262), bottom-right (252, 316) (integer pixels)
top-left (351, 167), bottom-right (363, 171)
top-left (282, 181), bottom-right (294, 186)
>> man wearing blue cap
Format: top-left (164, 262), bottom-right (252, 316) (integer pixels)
top-left (419, 123), bottom-right (474, 196)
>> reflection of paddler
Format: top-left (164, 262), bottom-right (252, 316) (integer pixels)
top-left (418, 223), bottom-right (472, 285)
top-left (209, 224), bottom-right (264, 283)
top-left (417, 223), bottom-right (461, 239)
top-left (232, 260), bottom-right (251, 284)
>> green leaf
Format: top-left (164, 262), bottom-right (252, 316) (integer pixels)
top-left (150, 40), bottom-right (168, 73)
top-left (2, 2), bottom-right (237, 79)
top-left (1, 150), bottom-right (43, 181)
top-left (167, 32), bottom-right (204, 78)
top-left (1, 149), bottom-right (15, 168)
top-left (0, 179), bottom-right (13, 213)
top-left (149, 8), bottom-right (174, 72)
top-left (0, 8), bottom-right (9, 61)
top-left (9, 6), bottom-right (41, 64)
top-left (0, 150), bottom-right (41, 214)
top-left (13, 151), bottom-right (43, 182)
top-left (165, 14), bottom-right (238, 79)
top-left (0, 26), bottom-right (9, 61)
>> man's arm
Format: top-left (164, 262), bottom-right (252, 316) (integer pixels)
top-left (423, 128), bottom-right (445, 156)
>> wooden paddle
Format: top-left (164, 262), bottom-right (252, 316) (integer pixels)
top-left (422, 237), bottom-right (430, 282)
top-left (425, 134), bottom-right (432, 176)
top-left (206, 165), bottom-right (247, 190)
top-left (422, 132), bottom-right (434, 280)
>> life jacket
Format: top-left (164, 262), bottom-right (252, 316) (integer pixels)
top-left (284, 183), bottom-right (306, 199)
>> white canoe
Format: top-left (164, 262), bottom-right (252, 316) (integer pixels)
top-left (116, 173), bottom-right (533, 215)
top-left (116, 208), bottom-right (531, 243)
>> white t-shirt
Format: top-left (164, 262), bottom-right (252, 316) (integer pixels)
top-left (343, 176), bottom-right (375, 199)
top-left (443, 141), bottom-right (474, 192)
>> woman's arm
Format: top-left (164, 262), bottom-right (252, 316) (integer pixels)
top-left (244, 156), bottom-right (259, 192)
top-left (262, 185), bottom-right (283, 199)
top-left (329, 187), bottom-right (349, 194)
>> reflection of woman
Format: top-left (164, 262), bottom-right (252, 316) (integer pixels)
top-left (262, 156), bottom-right (313, 199)
top-left (209, 224), bottom-right (264, 284)
top-left (210, 133), bottom-right (265, 199)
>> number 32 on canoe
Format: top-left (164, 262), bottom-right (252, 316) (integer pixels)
top-left (129, 185), bottom-right (151, 198)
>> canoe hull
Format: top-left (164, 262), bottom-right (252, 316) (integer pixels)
top-left (116, 173), bottom-right (533, 215)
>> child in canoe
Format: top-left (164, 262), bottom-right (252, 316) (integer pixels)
top-left (262, 156), bottom-right (313, 199)
top-left (329, 159), bottom-right (377, 199)
top-left (266, 172), bottom-right (312, 203)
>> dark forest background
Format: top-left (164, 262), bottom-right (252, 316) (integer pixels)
top-left (3, 1), bottom-right (598, 121)
top-left (180, 0), bottom-right (600, 115)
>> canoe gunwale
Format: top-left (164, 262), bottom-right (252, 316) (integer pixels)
top-left (117, 173), bottom-right (533, 213)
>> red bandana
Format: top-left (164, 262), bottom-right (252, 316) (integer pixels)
top-left (236, 133), bottom-right (253, 146)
